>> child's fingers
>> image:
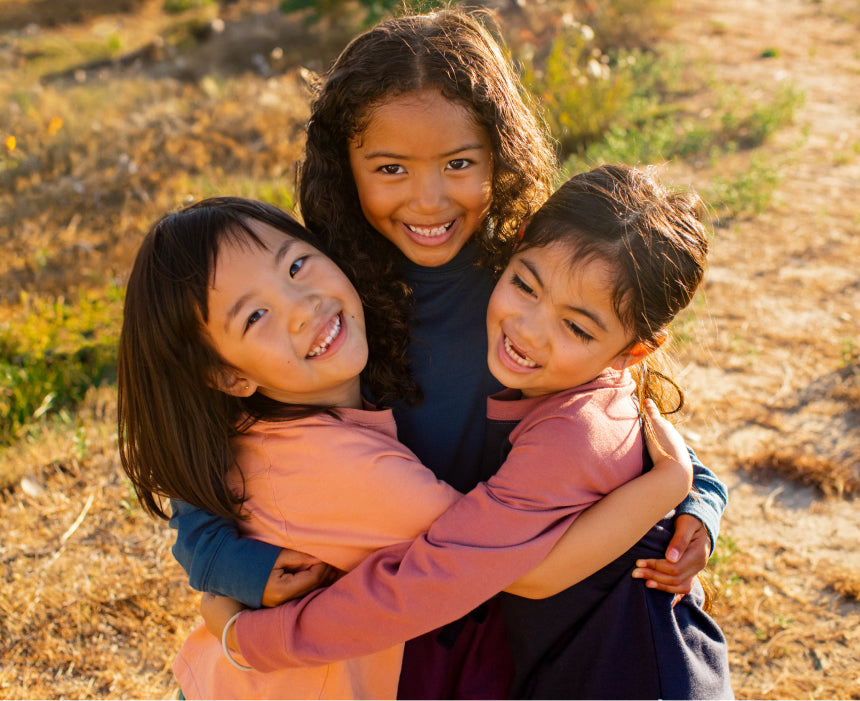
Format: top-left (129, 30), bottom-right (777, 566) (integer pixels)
top-left (631, 558), bottom-right (696, 594)
top-left (273, 546), bottom-right (325, 571)
top-left (631, 518), bottom-right (710, 595)
top-left (265, 562), bottom-right (337, 606)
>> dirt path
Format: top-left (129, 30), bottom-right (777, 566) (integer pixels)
top-left (665, 0), bottom-right (860, 696)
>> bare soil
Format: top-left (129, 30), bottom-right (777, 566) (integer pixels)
top-left (0, 0), bottom-right (858, 698)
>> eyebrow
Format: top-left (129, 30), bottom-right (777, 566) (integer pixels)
top-left (520, 257), bottom-right (609, 333)
top-left (273, 237), bottom-right (295, 265)
top-left (360, 143), bottom-right (486, 160)
top-left (223, 237), bottom-right (295, 332)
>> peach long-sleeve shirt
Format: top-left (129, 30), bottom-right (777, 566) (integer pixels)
top-left (173, 404), bottom-right (460, 700)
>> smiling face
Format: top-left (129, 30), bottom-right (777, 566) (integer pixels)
top-left (348, 90), bottom-right (494, 267)
top-left (486, 241), bottom-right (645, 398)
top-left (205, 219), bottom-right (368, 409)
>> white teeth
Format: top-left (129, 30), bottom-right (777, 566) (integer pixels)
top-left (407, 222), bottom-right (452, 238)
top-left (504, 336), bottom-right (538, 368)
top-left (307, 314), bottom-right (341, 358)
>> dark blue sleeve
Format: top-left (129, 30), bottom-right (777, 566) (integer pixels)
top-left (675, 448), bottom-right (728, 555)
top-left (169, 499), bottom-right (281, 608)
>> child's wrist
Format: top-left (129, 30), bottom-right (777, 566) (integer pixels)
top-left (222, 611), bottom-right (252, 671)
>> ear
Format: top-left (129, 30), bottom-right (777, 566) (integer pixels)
top-left (610, 330), bottom-right (668, 371)
top-left (210, 368), bottom-right (257, 397)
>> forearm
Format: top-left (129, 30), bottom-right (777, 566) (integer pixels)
top-left (677, 448), bottom-right (728, 554)
top-left (507, 453), bottom-right (693, 598)
top-left (170, 499), bottom-right (280, 608)
top-left (234, 482), bottom-right (576, 671)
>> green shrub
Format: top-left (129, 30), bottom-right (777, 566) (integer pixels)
top-left (280, 0), bottom-right (442, 27)
top-left (556, 47), bottom-right (802, 177)
top-left (0, 287), bottom-right (123, 446)
top-left (163, 0), bottom-right (216, 13)
top-left (520, 21), bottom-right (633, 157)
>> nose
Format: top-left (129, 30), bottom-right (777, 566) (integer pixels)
top-left (510, 305), bottom-right (547, 351)
top-left (410, 169), bottom-right (449, 214)
top-left (288, 290), bottom-right (322, 334)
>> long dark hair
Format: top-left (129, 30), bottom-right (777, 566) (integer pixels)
top-left (519, 164), bottom-right (709, 415)
top-left (299, 8), bottom-right (557, 404)
top-left (118, 197), bottom-right (349, 521)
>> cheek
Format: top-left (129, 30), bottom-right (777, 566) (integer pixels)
top-left (485, 288), bottom-right (509, 330)
top-left (471, 174), bottom-right (493, 214)
top-left (352, 179), bottom-right (376, 215)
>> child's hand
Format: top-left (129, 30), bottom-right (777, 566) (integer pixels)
top-left (262, 548), bottom-right (340, 608)
top-left (632, 513), bottom-right (711, 595)
top-left (642, 399), bottom-right (694, 503)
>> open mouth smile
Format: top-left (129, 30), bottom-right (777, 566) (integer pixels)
top-left (307, 313), bottom-right (342, 358)
top-left (406, 221), bottom-right (454, 238)
top-left (504, 335), bottom-right (539, 369)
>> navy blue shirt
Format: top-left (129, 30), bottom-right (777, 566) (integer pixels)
top-left (390, 243), bottom-right (503, 491)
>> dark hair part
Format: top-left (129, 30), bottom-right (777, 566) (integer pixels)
top-left (299, 8), bottom-right (557, 403)
top-left (118, 197), bottom-right (350, 522)
top-left (519, 164), bottom-right (709, 414)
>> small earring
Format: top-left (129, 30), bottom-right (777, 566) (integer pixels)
top-left (244, 384), bottom-right (250, 391)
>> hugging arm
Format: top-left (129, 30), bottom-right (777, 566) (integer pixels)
top-left (170, 500), bottom-right (329, 608)
top-left (170, 499), bottom-right (278, 608)
top-left (218, 404), bottom-right (693, 671)
top-left (507, 400), bottom-right (694, 598)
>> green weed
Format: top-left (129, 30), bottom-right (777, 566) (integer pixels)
top-left (554, 49), bottom-right (802, 176)
top-left (0, 287), bottom-right (123, 447)
top-left (163, 0), bottom-right (216, 13)
top-left (280, 0), bottom-right (442, 28)
top-left (120, 476), bottom-right (141, 517)
top-left (671, 291), bottom-right (709, 350)
top-left (707, 154), bottom-right (782, 222)
top-left (841, 337), bottom-right (858, 369)
top-left (717, 84), bottom-right (804, 150)
top-left (520, 21), bottom-right (633, 156)
top-left (173, 176), bottom-right (296, 213)
top-left (707, 534), bottom-right (741, 598)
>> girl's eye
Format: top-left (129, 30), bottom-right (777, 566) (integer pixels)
top-left (511, 273), bottom-right (535, 296)
top-left (289, 256), bottom-right (307, 278)
top-left (565, 321), bottom-right (594, 343)
top-left (446, 158), bottom-right (471, 170)
top-left (245, 309), bottom-right (266, 332)
top-left (378, 164), bottom-right (405, 175)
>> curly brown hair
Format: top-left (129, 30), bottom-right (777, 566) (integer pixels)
top-left (298, 8), bottom-right (557, 405)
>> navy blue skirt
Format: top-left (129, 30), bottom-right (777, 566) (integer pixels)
top-left (501, 517), bottom-right (733, 700)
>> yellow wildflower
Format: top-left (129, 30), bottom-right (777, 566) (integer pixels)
top-left (47, 116), bottom-right (63, 136)
top-left (5, 135), bottom-right (15, 152)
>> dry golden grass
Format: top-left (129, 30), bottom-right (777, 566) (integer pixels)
top-left (746, 449), bottom-right (860, 499)
top-left (1, 390), bottom-right (198, 699)
top-left (1, 0), bottom-right (859, 699)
